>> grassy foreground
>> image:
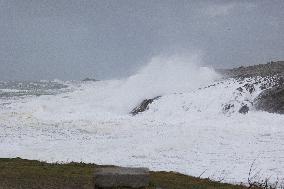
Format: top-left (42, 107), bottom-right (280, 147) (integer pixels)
top-left (0, 158), bottom-right (248, 189)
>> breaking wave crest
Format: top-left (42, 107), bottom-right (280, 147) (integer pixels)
top-left (7, 54), bottom-right (220, 120)
top-left (108, 54), bottom-right (220, 114)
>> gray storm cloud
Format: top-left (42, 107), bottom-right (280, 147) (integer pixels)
top-left (0, 0), bottom-right (283, 80)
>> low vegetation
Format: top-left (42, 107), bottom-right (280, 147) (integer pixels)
top-left (0, 158), bottom-right (252, 189)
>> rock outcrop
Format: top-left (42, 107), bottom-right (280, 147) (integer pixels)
top-left (82, 77), bottom-right (97, 82)
top-left (219, 61), bottom-right (284, 78)
top-left (239, 104), bottom-right (249, 114)
top-left (220, 61), bottom-right (284, 114)
top-left (130, 96), bottom-right (161, 115)
top-left (128, 61), bottom-right (284, 115)
top-left (254, 86), bottom-right (284, 114)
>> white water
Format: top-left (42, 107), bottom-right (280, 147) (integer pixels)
top-left (0, 54), bottom-right (284, 184)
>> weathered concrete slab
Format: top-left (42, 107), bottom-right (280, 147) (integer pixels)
top-left (94, 167), bottom-right (150, 188)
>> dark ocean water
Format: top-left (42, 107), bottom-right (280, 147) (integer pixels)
top-left (0, 81), bottom-right (68, 100)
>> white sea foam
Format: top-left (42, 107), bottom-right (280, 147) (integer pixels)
top-left (0, 54), bottom-right (284, 184)
top-left (8, 54), bottom-right (219, 120)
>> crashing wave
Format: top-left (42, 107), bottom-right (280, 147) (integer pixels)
top-left (131, 61), bottom-right (284, 116)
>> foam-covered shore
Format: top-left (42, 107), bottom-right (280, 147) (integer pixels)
top-left (0, 56), bottom-right (284, 184)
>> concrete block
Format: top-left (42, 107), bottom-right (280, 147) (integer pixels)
top-left (94, 166), bottom-right (149, 188)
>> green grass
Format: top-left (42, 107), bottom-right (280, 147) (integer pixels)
top-left (0, 158), bottom-right (248, 189)
top-left (0, 158), bottom-right (95, 189)
top-left (150, 171), bottom-right (247, 189)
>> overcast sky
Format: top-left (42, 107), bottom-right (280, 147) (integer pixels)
top-left (0, 0), bottom-right (283, 80)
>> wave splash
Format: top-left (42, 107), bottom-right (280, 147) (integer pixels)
top-left (111, 54), bottom-right (220, 114)
top-left (12, 53), bottom-right (219, 121)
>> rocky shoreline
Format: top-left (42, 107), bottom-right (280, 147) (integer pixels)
top-left (131, 61), bottom-right (284, 115)
top-left (220, 61), bottom-right (284, 114)
top-left (219, 61), bottom-right (284, 78)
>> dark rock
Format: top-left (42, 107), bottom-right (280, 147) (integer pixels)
top-left (254, 86), bottom-right (284, 114)
top-left (223, 104), bottom-right (234, 113)
top-left (279, 77), bottom-right (284, 86)
top-left (260, 84), bottom-right (267, 90)
top-left (239, 105), bottom-right (249, 114)
top-left (94, 167), bottom-right (149, 189)
top-left (218, 61), bottom-right (284, 78)
top-left (82, 77), bottom-right (97, 82)
top-left (243, 83), bottom-right (255, 93)
top-left (236, 87), bottom-right (243, 92)
top-left (130, 96), bottom-right (161, 115)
